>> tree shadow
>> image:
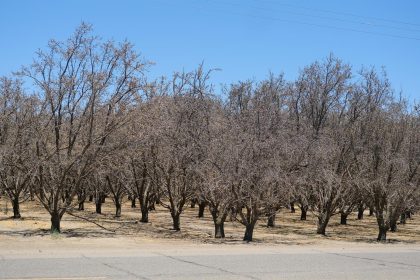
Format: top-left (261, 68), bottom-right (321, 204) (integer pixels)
top-left (0, 227), bottom-right (117, 238)
top-left (0, 229), bottom-right (50, 237)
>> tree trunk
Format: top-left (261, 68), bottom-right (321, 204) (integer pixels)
top-left (96, 201), bottom-right (102, 214)
top-left (400, 212), bottom-right (406, 224)
top-left (101, 196), bottom-right (106, 203)
top-left (357, 206), bottom-right (364, 220)
top-left (375, 210), bottom-right (389, 242)
top-left (88, 195), bottom-right (93, 202)
top-left (50, 211), bottom-right (61, 233)
top-left (316, 214), bottom-right (331, 235)
top-left (214, 222), bottom-right (225, 238)
top-left (267, 212), bottom-right (276, 227)
top-left (131, 198), bottom-right (136, 208)
top-left (12, 198), bottom-right (21, 219)
top-left (115, 202), bottom-right (121, 218)
top-left (377, 227), bottom-right (387, 242)
top-left (390, 220), bottom-right (397, 232)
top-left (77, 191), bottom-right (85, 211)
top-left (171, 212), bottom-right (181, 231)
top-left (190, 199), bottom-right (196, 208)
top-left (317, 223), bottom-right (327, 235)
top-left (369, 207), bottom-right (374, 216)
top-left (210, 209), bottom-right (227, 239)
top-left (290, 202), bottom-right (295, 213)
top-left (243, 223), bottom-right (255, 242)
top-left (198, 202), bottom-right (206, 218)
top-left (300, 207), bottom-right (307, 221)
top-left (406, 211), bottom-right (412, 219)
top-left (140, 204), bottom-right (149, 223)
top-left (340, 213), bottom-right (348, 225)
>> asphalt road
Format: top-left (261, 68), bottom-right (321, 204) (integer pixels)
top-left (1, 239), bottom-right (420, 280)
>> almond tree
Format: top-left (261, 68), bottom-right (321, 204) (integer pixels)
top-left (362, 108), bottom-right (413, 241)
top-left (105, 160), bottom-right (128, 218)
top-left (356, 68), bottom-right (419, 241)
top-left (226, 76), bottom-right (289, 241)
top-left (126, 97), bottom-right (162, 223)
top-left (128, 152), bottom-right (156, 223)
top-left (0, 77), bottom-right (37, 219)
top-left (292, 55), bottom-right (354, 235)
top-left (148, 68), bottom-right (212, 231)
top-left (197, 99), bottom-right (233, 238)
top-left (20, 23), bottom-right (147, 232)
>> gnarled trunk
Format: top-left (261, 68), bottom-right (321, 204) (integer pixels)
top-left (77, 191), bottom-right (85, 211)
top-left (140, 203), bottom-right (149, 223)
top-left (377, 227), bottom-right (387, 241)
top-left (243, 223), bottom-right (255, 242)
top-left (198, 201), bottom-right (206, 218)
top-left (95, 193), bottom-right (104, 214)
top-left (12, 198), bottom-right (21, 219)
top-left (96, 200), bottom-right (102, 214)
top-left (214, 222), bottom-right (225, 238)
top-left (171, 212), bottom-right (181, 231)
top-left (400, 212), bottom-right (407, 224)
top-left (357, 205), bottom-right (364, 220)
top-left (340, 213), bottom-right (348, 225)
top-left (210, 207), bottom-right (228, 239)
top-left (390, 220), bottom-right (397, 232)
top-left (115, 202), bottom-right (122, 218)
top-left (238, 205), bottom-right (260, 242)
top-left (375, 210), bottom-right (389, 242)
top-left (299, 205), bottom-right (308, 221)
top-left (190, 199), bottom-right (197, 208)
top-left (267, 212), bottom-right (276, 227)
top-left (50, 211), bottom-right (62, 233)
top-left (316, 213), bottom-right (331, 235)
top-left (290, 202), bottom-right (295, 213)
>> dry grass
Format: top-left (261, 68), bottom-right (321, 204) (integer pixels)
top-left (0, 197), bottom-right (419, 245)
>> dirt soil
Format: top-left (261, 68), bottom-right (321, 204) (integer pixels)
top-left (0, 197), bottom-right (419, 245)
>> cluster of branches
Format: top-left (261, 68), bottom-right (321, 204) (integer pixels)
top-left (1, 24), bottom-right (419, 242)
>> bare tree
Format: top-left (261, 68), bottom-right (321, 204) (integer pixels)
top-left (355, 68), bottom-right (419, 241)
top-left (197, 100), bottom-right (233, 238)
top-left (1, 30), bottom-right (419, 244)
top-left (0, 77), bottom-right (37, 218)
top-left (292, 55), bottom-right (353, 235)
top-left (19, 23), bottom-right (147, 232)
top-left (226, 76), bottom-right (289, 241)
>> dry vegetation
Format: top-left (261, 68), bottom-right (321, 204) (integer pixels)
top-left (1, 23), bottom-right (419, 244)
top-left (1, 198), bottom-right (419, 244)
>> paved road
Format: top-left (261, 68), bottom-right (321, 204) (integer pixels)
top-left (1, 238), bottom-right (420, 279)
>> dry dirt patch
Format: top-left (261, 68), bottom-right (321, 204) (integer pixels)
top-left (0, 197), bottom-right (419, 245)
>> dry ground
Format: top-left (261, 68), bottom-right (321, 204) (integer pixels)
top-left (0, 197), bottom-right (419, 245)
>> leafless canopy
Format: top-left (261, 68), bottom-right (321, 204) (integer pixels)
top-left (0, 25), bottom-right (418, 242)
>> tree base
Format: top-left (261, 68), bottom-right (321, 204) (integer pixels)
top-left (340, 213), bottom-right (348, 225)
top-left (243, 224), bottom-right (255, 242)
top-left (214, 223), bottom-right (225, 238)
top-left (377, 228), bottom-right (387, 242)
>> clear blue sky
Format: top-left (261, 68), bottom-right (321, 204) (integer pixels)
top-left (1, 0), bottom-right (419, 102)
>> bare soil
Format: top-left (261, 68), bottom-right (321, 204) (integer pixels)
top-left (0, 197), bottom-right (419, 245)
